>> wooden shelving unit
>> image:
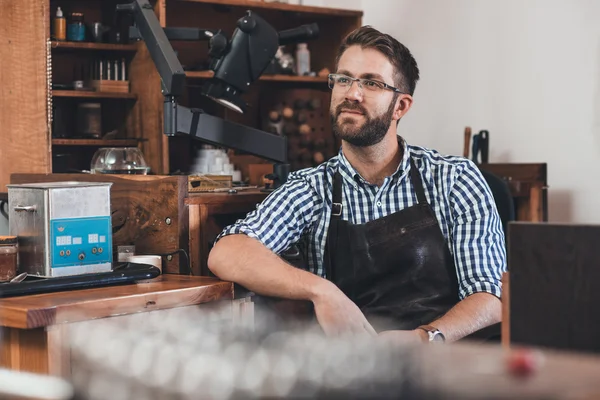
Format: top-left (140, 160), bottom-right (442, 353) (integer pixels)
top-left (186, 70), bottom-right (328, 83)
top-left (52, 139), bottom-right (140, 147)
top-left (1, 0), bottom-right (362, 190)
top-left (51, 41), bottom-right (138, 52)
top-left (52, 90), bottom-right (137, 99)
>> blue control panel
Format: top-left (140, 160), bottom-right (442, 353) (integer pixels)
top-left (51, 216), bottom-right (112, 268)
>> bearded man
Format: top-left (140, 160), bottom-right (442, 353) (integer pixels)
top-left (208, 26), bottom-right (506, 344)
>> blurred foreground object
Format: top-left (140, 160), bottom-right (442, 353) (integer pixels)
top-left (67, 304), bottom-right (600, 400)
top-left (0, 368), bottom-right (73, 400)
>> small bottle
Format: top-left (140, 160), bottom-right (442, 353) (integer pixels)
top-left (67, 12), bottom-right (86, 42)
top-left (53, 7), bottom-right (66, 41)
top-left (295, 43), bottom-right (311, 76)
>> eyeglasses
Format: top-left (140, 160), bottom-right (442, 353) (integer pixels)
top-left (328, 73), bottom-right (403, 96)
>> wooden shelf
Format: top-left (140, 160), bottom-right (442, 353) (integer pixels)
top-left (51, 41), bottom-right (138, 52)
top-left (52, 90), bottom-right (137, 99)
top-left (52, 139), bottom-right (140, 147)
top-left (261, 74), bottom-right (328, 83)
top-left (185, 70), bottom-right (328, 83)
top-left (176, 0), bottom-right (362, 17)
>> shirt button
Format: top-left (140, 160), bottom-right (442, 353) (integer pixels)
top-left (376, 201), bottom-right (382, 207)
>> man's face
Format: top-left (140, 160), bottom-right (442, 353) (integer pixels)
top-left (330, 46), bottom-right (400, 147)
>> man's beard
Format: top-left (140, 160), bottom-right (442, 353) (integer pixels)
top-left (331, 95), bottom-right (398, 147)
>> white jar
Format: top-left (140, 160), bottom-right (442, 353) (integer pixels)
top-left (295, 43), bottom-right (310, 76)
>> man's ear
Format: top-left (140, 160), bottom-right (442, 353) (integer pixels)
top-left (393, 95), bottom-right (413, 121)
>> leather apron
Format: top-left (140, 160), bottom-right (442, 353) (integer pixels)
top-left (324, 157), bottom-right (460, 332)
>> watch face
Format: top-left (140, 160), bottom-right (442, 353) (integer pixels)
top-left (431, 331), bottom-right (445, 342)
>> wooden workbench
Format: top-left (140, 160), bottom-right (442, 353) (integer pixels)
top-left (0, 275), bottom-right (252, 377)
top-left (10, 173), bottom-right (268, 276)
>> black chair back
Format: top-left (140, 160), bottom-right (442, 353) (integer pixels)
top-left (479, 168), bottom-right (515, 234)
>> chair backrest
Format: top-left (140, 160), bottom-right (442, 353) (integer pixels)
top-left (478, 168), bottom-right (515, 234)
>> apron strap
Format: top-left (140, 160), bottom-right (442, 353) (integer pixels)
top-left (326, 170), bottom-right (343, 280)
top-left (409, 157), bottom-right (428, 204)
top-left (331, 171), bottom-right (343, 219)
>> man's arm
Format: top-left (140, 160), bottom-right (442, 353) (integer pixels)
top-left (420, 293), bottom-right (501, 342)
top-left (432, 160), bottom-right (506, 341)
top-left (209, 234), bottom-right (325, 301)
top-left (209, 234), bottom-right (375, 336)
top-left (208, 173), bottom-right (376, 336)
top-left (379, 293), bottom-right (501, 344)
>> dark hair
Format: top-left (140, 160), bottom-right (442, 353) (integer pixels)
top-left (336, 26), bottom-right (420, 95)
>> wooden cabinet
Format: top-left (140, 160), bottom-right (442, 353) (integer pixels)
top-left (479, 163), bottom-right (548, 222)
top-left (0, 275), bottom-right (251, 377)
top-left (0, 0), bottom-right (362, 192)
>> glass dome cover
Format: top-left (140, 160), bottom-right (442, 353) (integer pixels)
top-left (90, 147), bottom-right (150, 175)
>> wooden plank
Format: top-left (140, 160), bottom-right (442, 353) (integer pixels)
top-left (51, 41), bottom-right (138, 52)
top-left (0, 0), bottom-right (51, 192)
top-left (158, 0), bottom-right (170, 174)
top-left (0, 327), bottom-right (12, 368)
top-left (186, 190), bottom-right (267, 214)
top-left (198, 205), bottom-right (210, 276)
top-left (47, 324), bottom-right (71, 377)
top-left (176, 0), bottom-right (363, 17)
top-left (501, 272), bottom-right (510, 348)
top-left (0, 327), bottom-right (50, 374)
top-left (479, 163), bottom-right (547, 183)
top-left (51, 139), bottom-right (140, 147)
top-left (188, 204), bottom-right (202, 276)
top-left (52, 90), bottom-right (137, 99)
top-left (529, 183), bottom-right (544, 223)
top-left (186, 190), bottom-right (267, 205)
top-left (10, 173), bottom-right (187, 273)
top-left (176, 169), bottom-right (191, 275)
top-left (0, 275), bottom-right (234, 329)
top-left (127, 1), bottom-right (166, 175)
top-left (186, 70), bottom-right (328, 83)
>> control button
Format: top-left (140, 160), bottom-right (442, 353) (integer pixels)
top-left (98, 247), bottom-right (103, 254)
top-left (78, 253), bottom-right (85, 260)
top-left (59, 250), bottom-right (65, 257)
top-left (91, 247), bottom-right (97, 254)
top-left (66, 250), bottom-right (71, 256)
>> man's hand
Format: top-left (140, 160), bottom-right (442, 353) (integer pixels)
top-left (378, 329), bottom-right (427, 345)
top-left (311, 280), bottom-right (376, 337)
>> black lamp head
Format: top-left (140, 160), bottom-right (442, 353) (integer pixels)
top-left (201, 11), bottom-right (279, 113)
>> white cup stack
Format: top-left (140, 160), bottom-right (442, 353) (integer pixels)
top-left (189, 148), bottom-right (243, 182)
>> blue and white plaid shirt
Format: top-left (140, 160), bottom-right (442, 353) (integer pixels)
top-left (218, 138), bottom-right (506, 300)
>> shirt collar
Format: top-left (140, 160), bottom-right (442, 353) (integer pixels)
top-left (336, 136), bottom-right (410, 186)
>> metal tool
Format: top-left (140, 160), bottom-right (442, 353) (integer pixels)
top-left (471, 130), bottom-right (490, 164)
top-left (9, 272), bottom-right (27, 283)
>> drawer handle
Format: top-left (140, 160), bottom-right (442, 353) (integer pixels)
top-left (13, 205), bottom-right (37, 212)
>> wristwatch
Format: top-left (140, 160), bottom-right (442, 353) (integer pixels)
top-left (417, 325), bottom-right (446, 343)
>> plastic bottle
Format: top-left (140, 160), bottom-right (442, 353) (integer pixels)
top-left (53, 7), bottom-right (66, 41)
top-left (295, 43), bottom-right (310, 76)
